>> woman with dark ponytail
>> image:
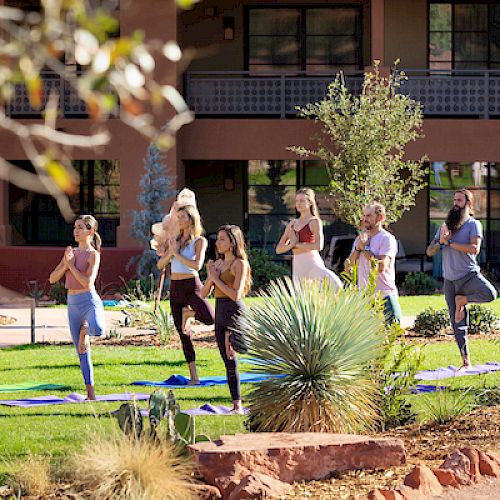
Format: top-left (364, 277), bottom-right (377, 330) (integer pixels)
top-left (201, 225), bottom-right (251, 414)
top-left (49, 214), bottom-right (105, 400)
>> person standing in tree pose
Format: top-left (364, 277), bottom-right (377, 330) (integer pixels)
top-left (426, 189), bottom-right (497, 369)
top-left (201, 225), bottom-right (251, 414)
top-left (49, 215), bottom-right (105, 400)
top-left (345, 202), bottom-right (402, 324)
top-left (158, 205), bottom-right (214, 384)
top-left (276, 187), bottom-right (342, 290)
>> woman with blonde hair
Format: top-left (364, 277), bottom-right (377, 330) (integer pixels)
top-left (49, 215), bottom-right (105, 400)
top-left (201, 224), bottom-right (251, 413)
top-left (276, 188), bottom-right (342, 289)
top-left (158, 204), bottom-right (214, 384)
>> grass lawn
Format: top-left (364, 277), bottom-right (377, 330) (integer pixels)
top-left (102, 295), bottom-right (500, 319)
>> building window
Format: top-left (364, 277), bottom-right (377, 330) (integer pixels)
top-left (429, 1), bottom-right (500, 69)
top-left (246, 160), bottom-right (352, 257)
top-left (9, 160), bottom-right (120, 246)
top-left (247, 6), bottom-right (362, 72)
top-left (429, 161), bottom-right (500, 273)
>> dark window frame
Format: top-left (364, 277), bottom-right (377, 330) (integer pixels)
top-left (244, 5), bottom-right (363, 72)
top-left (428, 0), bottom-right (500, 69)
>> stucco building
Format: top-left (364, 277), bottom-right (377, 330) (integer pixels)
top-left (1, 0), bottom-right (499, 291)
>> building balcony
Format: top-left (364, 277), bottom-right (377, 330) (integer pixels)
top-left (6, 71), bottom-right (88, 117)
top-left (185, 70), bottom-right (500, 119)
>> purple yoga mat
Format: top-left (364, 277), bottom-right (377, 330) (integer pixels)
top-left (415, 362), bottom-right (500, 381)
top-left (0, 392), bottom-right (150, 407)
top-left (131, 403), bottom-right (249, 417)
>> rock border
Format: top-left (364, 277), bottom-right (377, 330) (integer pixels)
top-left (361, 447), bottom-right (500, 499)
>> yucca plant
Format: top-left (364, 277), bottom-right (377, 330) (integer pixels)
top-left (237, 277), bottom-right (385, 433)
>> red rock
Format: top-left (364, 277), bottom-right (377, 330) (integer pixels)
top-left (189, 432), bottom-right (406, 486)
top-left (228, 473), bottom-right (292, 500)
top-left (478, 450), bottom-right (500, 478)
top-left (393, 485), bottom-right (426, 499)
top-left (191, 483), bottom-right (222, 499)
top-left (366, 490), bottom-right (387, 500)
top-left (378, 489), bottom-right (405, 499)
top-left (434, 468), bottom-right (461, 488)
top-left (440, 451), bottom-right (471, 485)
top-left (403, 465), bottom-right (443, 496)
top-left (459, 447), bottom-right (482, 482)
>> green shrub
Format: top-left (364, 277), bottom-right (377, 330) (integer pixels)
top-left (48, 282), bottom-right (67, 304)
top-left (402, 272), bottom-right (439, 295)
top-left (378, 327), bottom-right (424, 430)
top-left (119, 275), bottom-right (158, 302)
top-left (413, 307), bottom-right (449, 336)
top-left (468, 305), bottom-right (499, 335)
top-left (248, 248), bottom-right (288, 293)
top-left (149, 305), bottom-right (175, 346)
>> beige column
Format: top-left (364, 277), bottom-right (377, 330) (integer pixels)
top-left (0, 180), bottom-right (12, 246)
top-left (371, 0), bottom-right (385, 65)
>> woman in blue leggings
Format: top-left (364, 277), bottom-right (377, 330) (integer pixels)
top-left (49, 215), bottom-right (105, 400)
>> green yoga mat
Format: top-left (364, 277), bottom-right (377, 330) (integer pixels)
top-left (0, 382), bottom-right (70, 393)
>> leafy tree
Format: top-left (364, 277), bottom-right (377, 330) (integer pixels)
top-left (0, 0), bottom-right (193, 219)
top-left (290, 62), bottom-right (428, 227)
top-left (130, 143), bottom-right (175, 277)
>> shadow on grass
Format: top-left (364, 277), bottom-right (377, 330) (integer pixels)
top-left (0, 359), bottom-right (187, 373)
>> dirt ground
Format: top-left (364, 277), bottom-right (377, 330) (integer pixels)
top-left (287, 405), bottom-right (500, 499)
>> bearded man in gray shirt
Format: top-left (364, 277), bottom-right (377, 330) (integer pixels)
top-left (427, 188), bottom-right (497, 370)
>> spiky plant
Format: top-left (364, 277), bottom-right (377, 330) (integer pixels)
top-left (238, 277), bottom-right (385, 433)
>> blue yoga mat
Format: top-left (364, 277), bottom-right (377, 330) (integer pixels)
top-left (415, 362), bottom-right (500, 381)
top-left (0, 392), bottom-right (150, 407)
top-left (132, 372), bottom-right (282, 388)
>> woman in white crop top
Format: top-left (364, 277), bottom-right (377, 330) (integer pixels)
top-left (158, 205), bottom-right (214, 384)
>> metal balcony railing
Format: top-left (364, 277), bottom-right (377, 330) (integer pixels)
top-left (7, 71), bottom-right (88, 117)
top-left (185, 69), bottom-right (500, 119)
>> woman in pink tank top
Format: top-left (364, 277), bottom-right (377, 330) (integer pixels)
top-left (276, 188), bottom-right (342, 290)
top-left (49, 215), bottom-right (105, 400)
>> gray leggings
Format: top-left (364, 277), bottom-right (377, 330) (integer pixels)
top-left (444, 271), bottom-right (497, 358)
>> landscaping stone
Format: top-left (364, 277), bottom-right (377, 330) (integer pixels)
top-left (191, 483), bottom-right (222, 499)
top-left (189, 432), bottom-right (406, 487)
top-left (478, 451), bottom-right (500, 478)
top-left (440, 451), bottom-right (472, 485)
top-left (365, 490), bottom-right (387, 500)
top-left (403, 465), bottom-right (443, 497)
top-left (459, 447), bottom-right (482, 482)
top-left (434, 468), bottom-right (461, 488)
top-left (227, 473), bottom-right (292, 499)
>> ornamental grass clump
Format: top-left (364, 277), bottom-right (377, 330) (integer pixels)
top-left (238, 277), bottom-right (385, 433)
top-left (68, 433), bottom-right (193, 499)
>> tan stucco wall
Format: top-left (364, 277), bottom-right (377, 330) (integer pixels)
top-left (385, 0), bottom-right (427, 69)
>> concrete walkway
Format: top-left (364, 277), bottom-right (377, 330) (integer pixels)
top-left (0, 306), bottom-right (127, 347)
top-left (0, 305), bottom-right (416, 348)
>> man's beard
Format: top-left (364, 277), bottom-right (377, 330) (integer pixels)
top-left (446, 205), bottom-right (466, 231)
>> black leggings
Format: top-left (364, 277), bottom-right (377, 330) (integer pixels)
top-left (215, 298), bottom-right (243, 401)
top-left (170, 277), bottom-right (215, 363)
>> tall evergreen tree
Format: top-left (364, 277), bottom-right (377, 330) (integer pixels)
top-left (130, 143), bottom-right (176, 277)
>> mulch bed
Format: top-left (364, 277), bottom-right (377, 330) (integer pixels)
top-left (287, 405), bottom-right (500, 499)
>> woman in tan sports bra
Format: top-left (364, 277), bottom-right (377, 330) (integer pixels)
top-left (276, 188), bottom-right (342, 290)
top-left (201, 225), bottom-right (251, 414)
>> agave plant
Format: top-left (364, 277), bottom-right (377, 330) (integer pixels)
top-left (237, 277), bottom-right (385, 433)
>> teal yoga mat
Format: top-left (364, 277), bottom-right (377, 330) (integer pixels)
top-left (0, 382), bottom-right (70, 393)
